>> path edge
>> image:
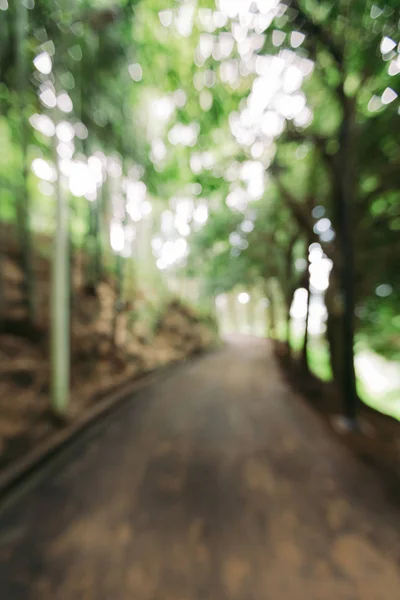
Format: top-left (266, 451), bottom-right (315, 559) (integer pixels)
top-left (0, 360), bottom-right (184, 504)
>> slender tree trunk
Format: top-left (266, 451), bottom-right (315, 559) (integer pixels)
top-left (286, 301), bottom-right (292, 358)
top-left (87, 196), bottom-right (103, 287)
top-left (301, 263), bottom-right (311, 373)
top-left (267, 287), bottom-right (276, 338)
top-left (301, 293), bottom-right (310, 373)
top-left (112, 253), bottom-right (124, 347)
top-left (51, 152), bottom-right (70, 416)
top-left (0, 197), bottom-right (4, 329)
top-left (325, 273), bottom-right (345, 389)
top-left (68, 193), bottom-right (75, 336)
top-left (337, 96), bottom-right (358, 421)
top-left (100, 170), bottom-right (112, 272)
top-left (15, 0), bottom-right (35, 325)
top-left (94, 197), bottom-right (102, 281)
top-left (85, 198), bottom-right (97, 292)
top-left (284, 235), bottom-right (298, 356)
top-left (326, 312), bottom-right (343, 381)
top-left (0, 252), bottom-right (4, 330)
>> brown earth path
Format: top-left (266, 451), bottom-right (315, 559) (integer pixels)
top-left (0, 336), bottom-right (399, 599)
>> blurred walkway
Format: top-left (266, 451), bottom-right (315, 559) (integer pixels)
top-left (0, 337), bottom-right (400, 599)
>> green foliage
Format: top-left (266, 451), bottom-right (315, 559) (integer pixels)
top-left (1, 0), bottom-right (399, 417)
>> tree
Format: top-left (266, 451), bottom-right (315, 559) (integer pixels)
top-left (1, 0), bottom-right (399, 421)
top-left (184, 0), bottom-right (399, 418)
top-left (14, 0), bottom-right (36, 325)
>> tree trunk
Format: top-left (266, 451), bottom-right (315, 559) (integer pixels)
top-left (336, 96), bottom-right (358, 421)
top-left (51, 153), bottom-right (70, 416)
top-left (301, 271), bottom-right (311, 373)
top-left (94, 197), bottom-right (102, 281)
top-left (0, 252), bottom-right (4, 329)
top-left (285, 292), bottom-right (294, 359)
top-left (112, 253), bottom-right (124, 347)
top-left (87, 196), bottom-right (103, 287)
top-left (85, 200), bottom-right (98, 292)
top-left (326, 313), bottom-right (342, 381)
top-left (69, 194), bottom-right (75, 335)
top-left (265, 281), bottom-right (276, 338)
top-left (325, 273), bottom-right (345, 389)
top-left (100, 170), bottom-right (112, 271)
top-left (15, 0), bottom-right (35, 325)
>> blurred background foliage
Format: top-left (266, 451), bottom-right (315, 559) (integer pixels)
top-left (0, 0), bottom-right (399, 419)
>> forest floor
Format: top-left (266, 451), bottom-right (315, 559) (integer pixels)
top-left (275, 342), bottom-right (400, 501)
top-left (0, 336), bottom-right (399, 599)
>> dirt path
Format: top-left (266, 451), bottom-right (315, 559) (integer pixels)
top-left (0, 336), bottom-right (399, 599)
